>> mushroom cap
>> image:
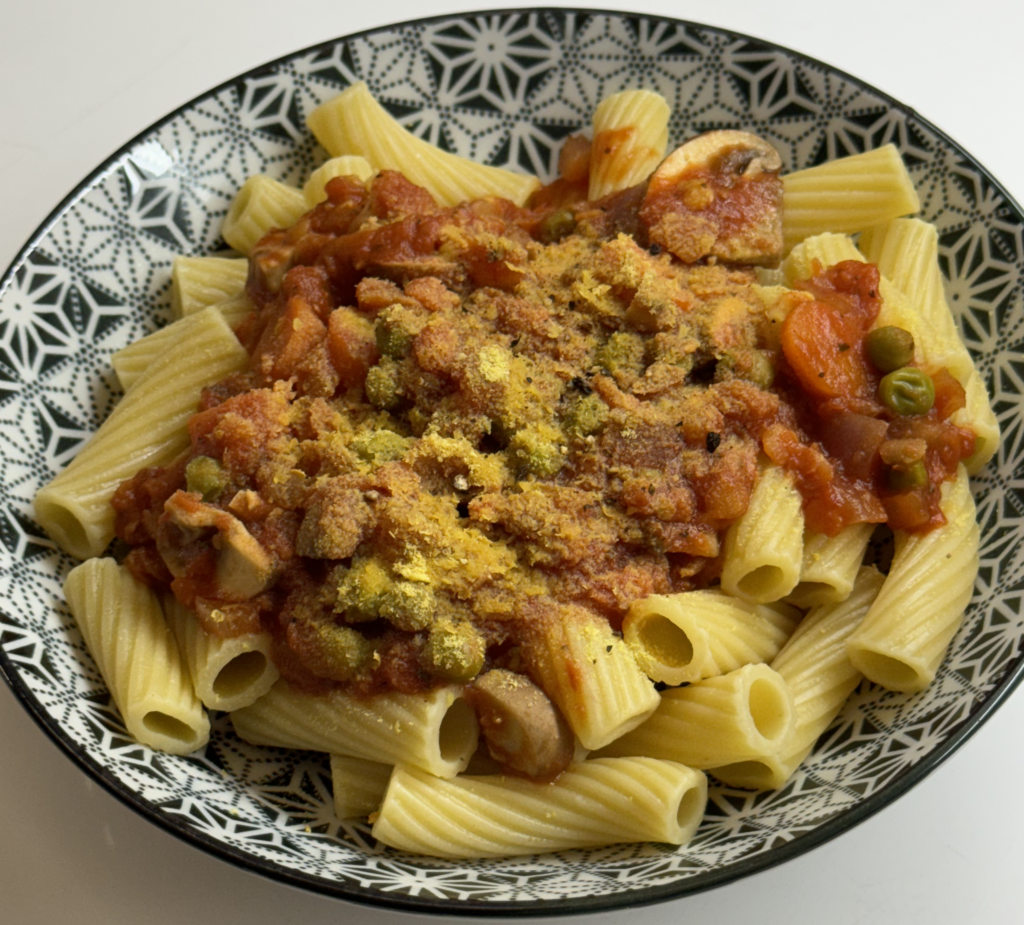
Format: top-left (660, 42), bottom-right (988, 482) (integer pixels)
top-left (648, 130), bottom-right (782, 193)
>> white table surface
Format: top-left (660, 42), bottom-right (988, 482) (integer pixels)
top-left (2, 1), bottom-right (1022, 922)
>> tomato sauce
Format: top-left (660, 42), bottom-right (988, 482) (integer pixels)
top-left (109, 153), bottom-right (977, 699)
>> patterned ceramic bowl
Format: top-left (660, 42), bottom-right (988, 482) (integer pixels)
top-left (1, 8), bottom-right (1021, 917)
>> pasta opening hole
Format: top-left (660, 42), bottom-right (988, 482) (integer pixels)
top-left (438, 697), bottom-right (478, 763)
top-left (142, 711), bottom-right (196, 744)
top-left (747, 678), bottom-right (789, 741)
top-left (636, 616), bottom-right (693, 668)
top-left (737, 566), bottom-right (785, 601)
top-left (852, 650), bottom-right (923, 692)
top-left (788, 582), bottom-right (834, 607)
top-left (676, 782), bottom-right (705, 829)
top-left (35, 499), bottom-right (91, 560)
top-left (212, 651), bottom-right (269, 698)
top-left (712, 759), bottom-right (778, 791)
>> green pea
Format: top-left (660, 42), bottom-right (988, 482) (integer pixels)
top-left (364, 359), bottom-right (401, 409)
top-left (885, 460), bottom-right (928, 492)
top-left (185, 456), bottom-right (228, 501)
top-left (374, 306), bottom-right (418, 359)
top-left (563, 393), bottom-right (608, 437)
top-left (538, 209), bottom-right (576, 244)
top-left (865, 326), bottom-right (915, 373)
top-left (422, 619), bottom-right (486, 682)
top-left (714, 348), bottom-right (775, 390)
top-left (879, 367), bottom-right (935, 416)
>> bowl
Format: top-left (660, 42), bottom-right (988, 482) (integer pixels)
top-left (0, 7), bottom-right (1021, 916)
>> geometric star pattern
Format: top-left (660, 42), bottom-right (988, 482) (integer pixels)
top-left (0, 10), bottom-right (1022, 915)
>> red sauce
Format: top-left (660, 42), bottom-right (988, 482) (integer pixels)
top-left (770, 261), bottom-right (974, 534)
top-left (110, 157), bottom-right (978, 700)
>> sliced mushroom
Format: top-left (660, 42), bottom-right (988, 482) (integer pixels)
top-left (465, 669), bottom-right (575, 780)
top-left (649, 130), bottom-right (782, 189)
top-left (641, 130), bottom-right (784, 266)
top-left (162, 491), bottom-right (276, 601)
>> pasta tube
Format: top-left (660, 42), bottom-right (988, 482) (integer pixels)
top-left (720, 462), bottom-right (805, 603)
top-left (597, 663), bottom-right (796, 771)
top-left (162, 597), bottom-right (279, 713)
top-left (303, 155), bottom-right (375, 206)
top-left (111, 295), bottom-right (252, 392)
top-left (170, 255), bottom-right (248, 318)
top-left (588, 89), bottom-right (670, 200)
top-left (221, 175), bottom-right (308, 254)
top-left (64, 558), bottom-right (209, 755)
top-left (35, 306), bottom-right (248, 559)
top-left (230, 679), bottom-right (479, 778)
top-left (786, 523), bottom-right (874, 608)
top-left (781, 144), bottom-right (920, 252)
top-left (847, 469), bottom-right (980, 693)
top-left (519, 604), bottom-right (659, 751)
top-left (714, 566), bottom-right (884, 789)
top-left (371, 758), bottom-right (707, 858)
top-left (306, 82), bottom-right (540, 207)
top-left (623, 590), bottom-right (799, 685)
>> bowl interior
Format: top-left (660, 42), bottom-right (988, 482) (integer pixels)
top-left (1, 8), bottom-right (1022, 916)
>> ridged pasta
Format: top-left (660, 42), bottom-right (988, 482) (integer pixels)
top-left (588, 89), bottom-right (670, 200)
top-left (847, 469), bottom-right (980, 693)
top-left (371, 758), bottom-right (707, 858)
top-left (111, 294), bottom-right (252, 392)
top-left (162, 597), bottom-right (279, 713)
top-left (714, 566), bottom-right (884, 789)
top-left (858, 218), bottom-right (999, 472)
top-left (304, 155), bottom-right (375, 206)
top-left (519, 605), bottom-right (660, 750)
top-left (781, 231), bottom-right (863, 285)
top-left (721, 462), bottom-right (805, 603)
top-left (780, 144), bottom-right (920, 252)
top-left (623, 590), bottom-right (799, 685)
top-left (781, 231), bottom-right (932, 365)
top-left (34, 306), bottom-right (249, 559)
top-left (597, 663), bottom-right (795, 771)
top-left (786, 523), bottom-right (874, 608)
top-left (306, 82), bottom-right (540, 207)
top-left (64, 559), bottom-right (209, 755)
top-left (230, 679), bottom-right (479, 778)
top-left (170, 255), bottom-right (248, 318)
top-left (221, 175), bottom-right (308, 254)
top-left (330, 755), bottom-right (391, 819)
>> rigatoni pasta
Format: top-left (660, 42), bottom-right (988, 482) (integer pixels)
top-left (64, 558), bottom-right (209, 755)
top-left (38, 81), bottom-right (992, 862)
top-left (780, 144), bottom-right (921, 252)
top-left (519, 604), bottom-right (660, 751)
top-left (371, 758), bottom-right (707, 858)
top-left (306, 81), bottom-right (540, 207)
top-left (596, 663), bottom-right (796, 771)
top-left (786, 524), bottom-right (875, 609)
top-left (170, 255), bottom-right (248, 318)
top-left (231, 679), bottom-right (480, 778)
top-left (623, 590), bottom-right (799, 685)
top-left (163, 596), bottom-right (279, 713)
top-left (34, 305), bottom-right (248, 559)
top-left (720, 463), bottom-right (805, 604)
top-left (713, 566), bottom-right (885, 790)
top-left (221, 174), bottom-right (309, 254)
top-left (587, 89), bottom-right (670, 200)
top-left (847, 469), bottom-right (980, 693)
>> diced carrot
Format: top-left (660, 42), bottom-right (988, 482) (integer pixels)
top-left (780, 299), bottom-right (874, 402)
